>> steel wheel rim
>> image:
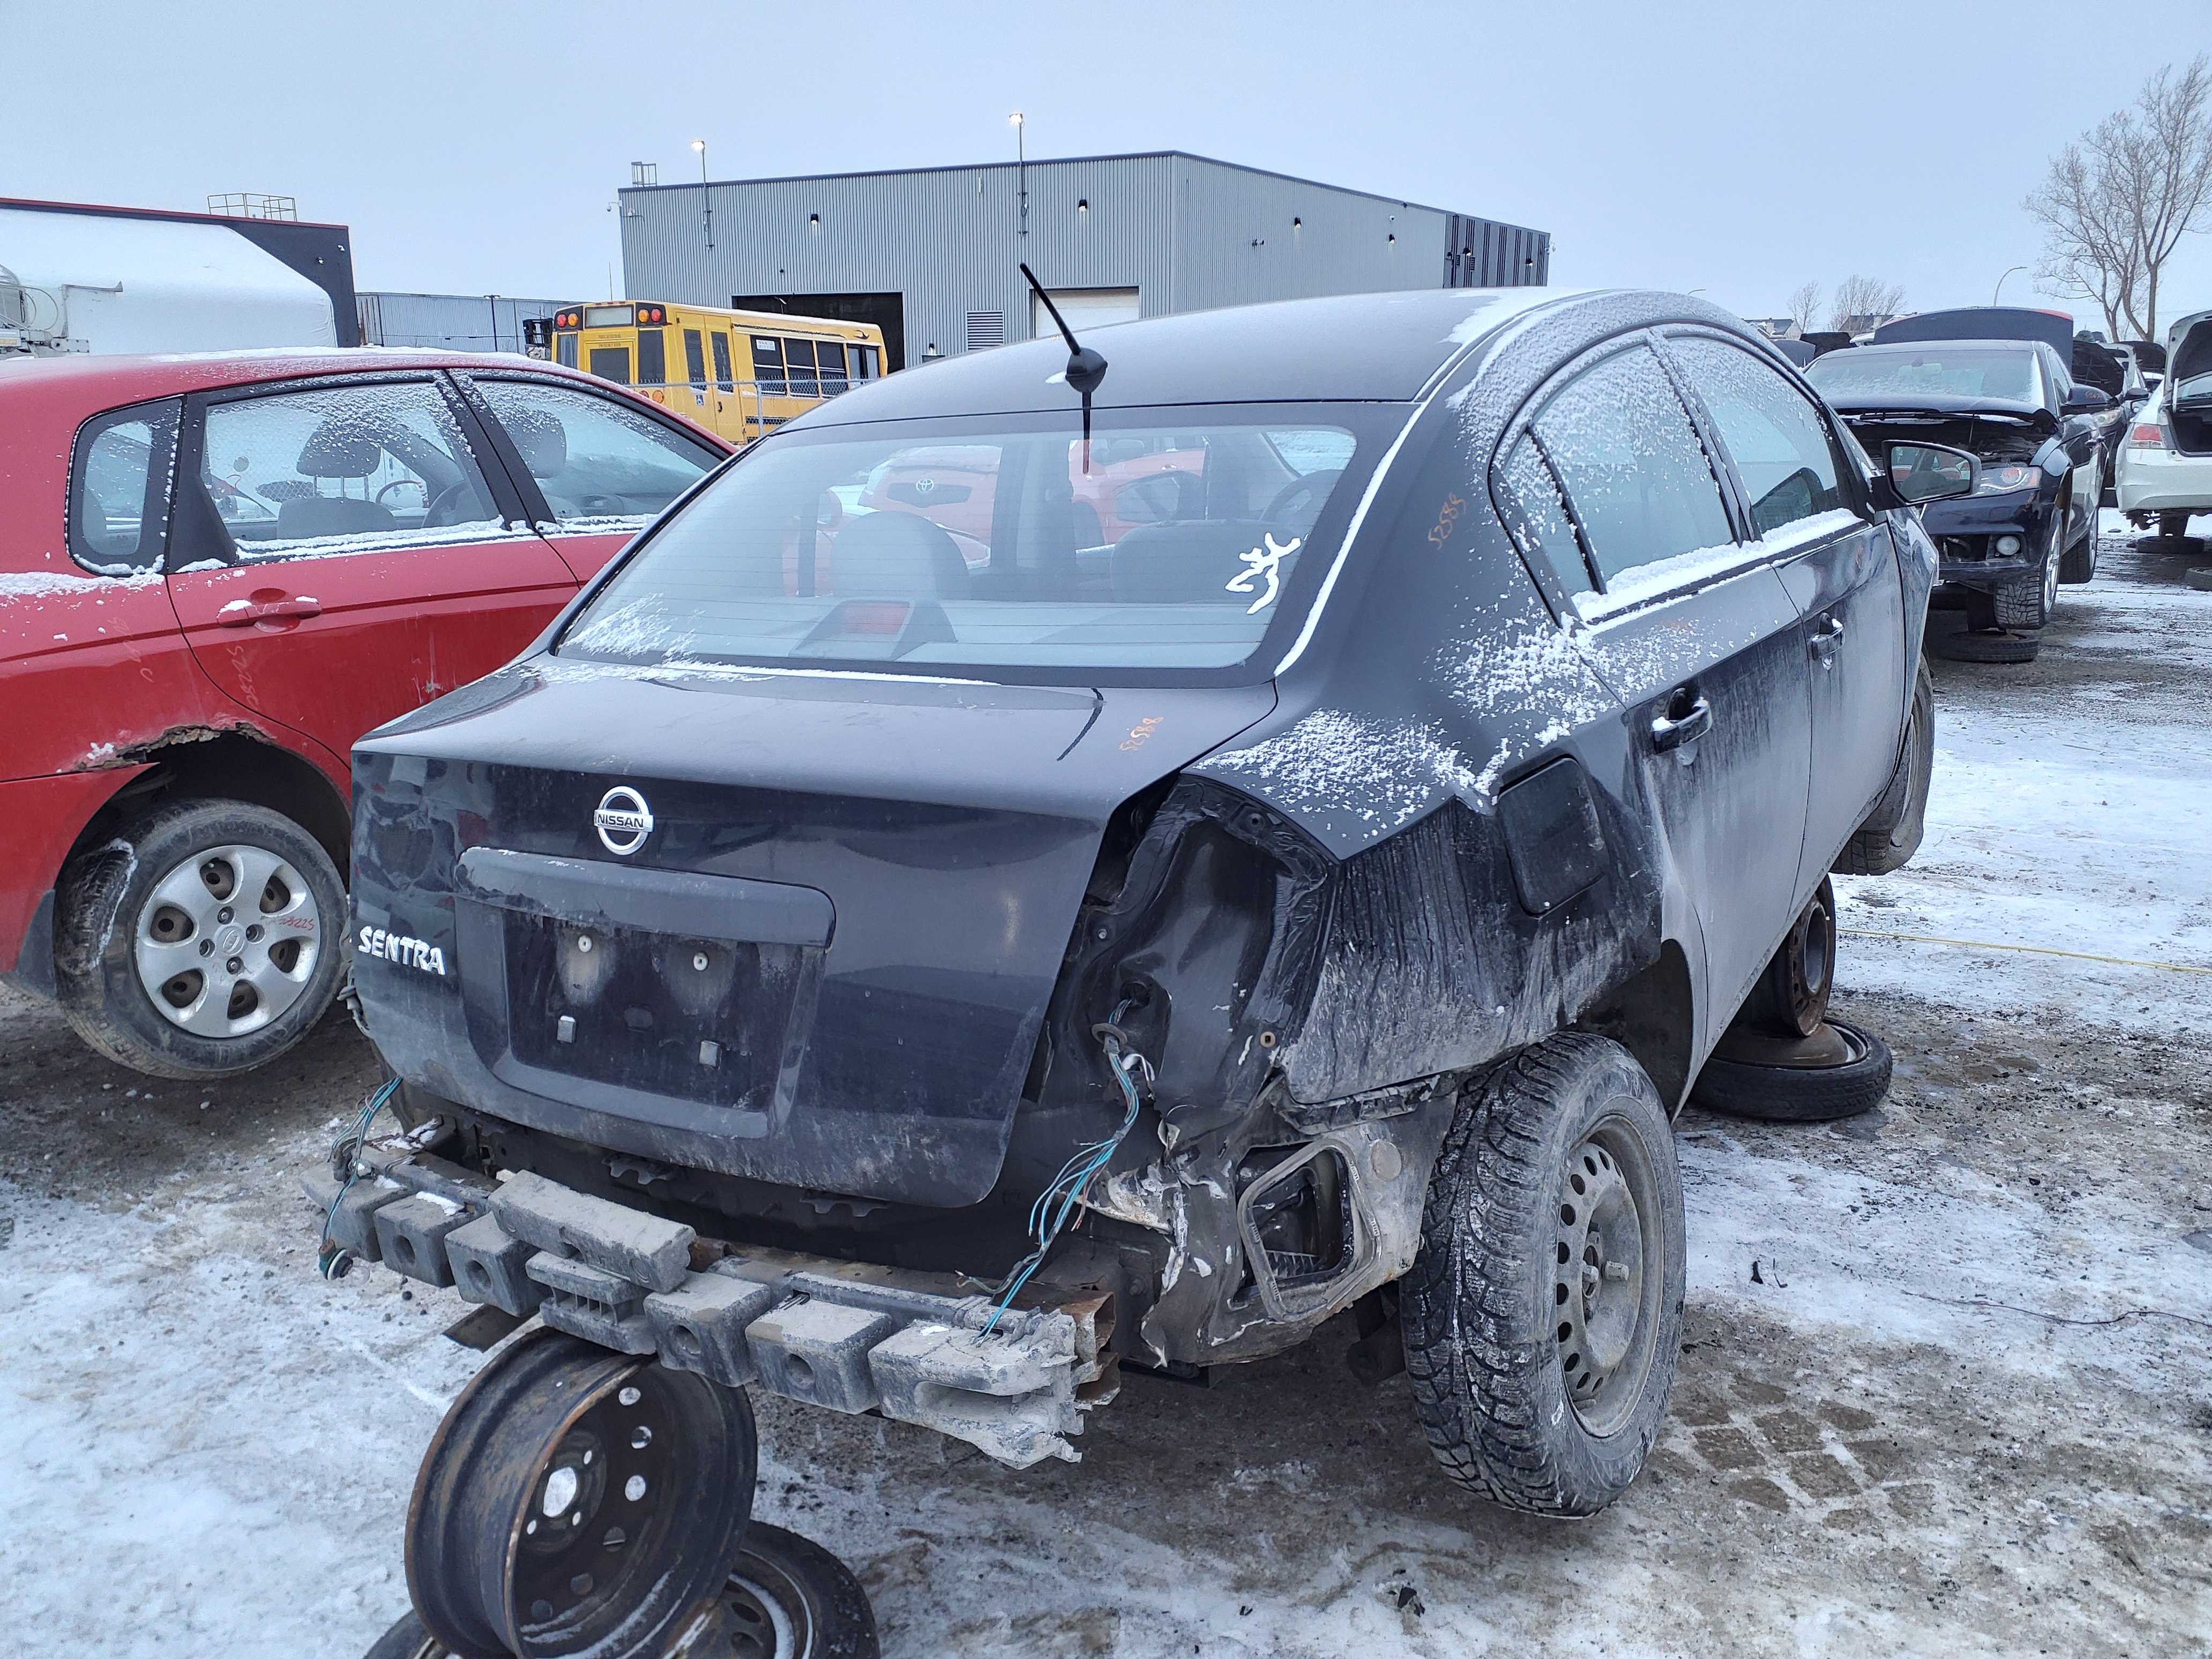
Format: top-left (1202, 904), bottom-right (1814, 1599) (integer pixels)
top-left (723, 1558), bottom-right (805, 1659)
top-left (505, 1371), bottom-right (693, 1656)
top-left (1553, 1115), bottom-right (1665, 1438)
top-left (132, 841), bottom-right (321, 1037)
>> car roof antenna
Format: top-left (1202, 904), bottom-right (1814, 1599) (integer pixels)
top-left (1020, 262), bottom-right (1108, 472)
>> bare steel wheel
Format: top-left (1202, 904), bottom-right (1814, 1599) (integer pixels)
top-left (1553, 1126), bottom-right (1664, 1438)
top-left (132, 842), bottom-right (323, 1037)
top-left (55, 797), bottom-right (347, 1079)
top-left (407, 1329), bottom-right (757, 1659)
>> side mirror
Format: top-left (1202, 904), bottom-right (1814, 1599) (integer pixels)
top-left (2063, 384), bottom-right (2112, 413)
top-left (1881, 440), bottom-right (1978, 506)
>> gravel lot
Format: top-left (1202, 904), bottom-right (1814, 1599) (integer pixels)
top-left (2, 522), bottom-right (2207, 1657)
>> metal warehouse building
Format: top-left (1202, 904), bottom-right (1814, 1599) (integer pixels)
top-left (618, 151), bottom-right (1549, 370)
top-left (356, 290), bottom-right (561, 353)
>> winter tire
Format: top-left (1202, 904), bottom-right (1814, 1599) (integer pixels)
top-left (1401, 1033), bottom-right (1685, 1517)
top-left (1690, 1017), bottom-right (1894, 1123)
top-left (1836, 660), bottom-right (1933, 876)
top-left (54, 796), bottom-right (346, 1080)
top-left (1929, 625), bottom-right (2038, 664)
top-left (2059, 529), bottom-right (2097, 584)
top-left (721, 1523), bottom-right (881, 1659)
top-left (1991, 513), bottom-right (2061, 630)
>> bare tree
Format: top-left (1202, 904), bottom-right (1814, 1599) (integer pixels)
top-left (1828, 275), bottom-right (1906, 335)
top-left (2028, 55), bottom-right (2212, 342)
top-left (1787, 282), bottom-right (1821, 336)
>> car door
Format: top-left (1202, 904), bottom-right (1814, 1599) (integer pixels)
top-left (1520, 339), bottom-right (1814, 1048)
top-left (165, 373), bottom-right (579, 769)
top-left (1662, 332), bottom-right (1904, 904)
top-left (454, 375), bottom-right (726, 584)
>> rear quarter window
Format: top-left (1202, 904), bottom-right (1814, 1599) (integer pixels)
top-left (69, 398), bottom-right (180, 574)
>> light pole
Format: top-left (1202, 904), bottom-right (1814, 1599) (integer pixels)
top-left (1010, 111), bottom-right (1027, 238)
top-left (692, 139), bottom-right (713, 250)
top-left (1994, 264), bottom-right (2025, 304)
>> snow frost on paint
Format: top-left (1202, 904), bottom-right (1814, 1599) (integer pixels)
top-left (0, 569), bottom-right (162, 601)
top-left (1204, 709), bottom-right (1476, 833)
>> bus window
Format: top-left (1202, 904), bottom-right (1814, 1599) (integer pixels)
top-left (817, 340), bottom-right (848, 393)
top-left (783, 339), bottom-right (819, 397)
top-left (588, 346), bottom-right (632, 385)
top-left (847, 343), bottom-right (879, 382)
top-left (710, 332), bottom-right (734, 392)
top-left (556, 333), bottom-right (579, 369)
top-left (752, 336), bottom-right (784, 393)
top-left (683, 330), bottom-right (707, 390)
top-left (636, 329), bottom-right (666, 387)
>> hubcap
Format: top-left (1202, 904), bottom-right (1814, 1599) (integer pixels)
top-left (133, 843), bottom-right (320, 1037)
top-left (1553, 1119), bottom-right (1664, 1437)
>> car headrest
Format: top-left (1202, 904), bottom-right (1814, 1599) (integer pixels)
top-left (829, 508), bottom-right (970, 597)
top-left (502, 406), bottom-right (568, 477)
top-left (295, 416), bottom-right (387, 479)
top-left (1111, 519), bottom-right (1277, 605)
top-left (275, 494), bottom-right (397, 541)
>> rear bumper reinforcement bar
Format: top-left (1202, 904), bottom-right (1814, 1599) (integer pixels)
top-left (306, 1156), bottom-right (1117, 1468)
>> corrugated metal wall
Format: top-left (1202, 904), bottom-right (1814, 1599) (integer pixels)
top-left (356, 291), bottom-right (562, 353)
top-left (618, 153), bottom-right (1547, 369)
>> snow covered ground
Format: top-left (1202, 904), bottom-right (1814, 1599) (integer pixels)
top-left (1, 522), bottom-right (2207, 1656)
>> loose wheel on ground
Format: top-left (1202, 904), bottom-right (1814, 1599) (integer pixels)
top-left (407, 1328), bottom-right (758, 1659)
top-left (365, 1523), bottom-right (878, 1659)
top-left (54, 796), bottom-right (347, 1079)
top-left (1400, 1033), bottom-right (1686, 1516)
top-left (1691, 1017), bottom-right (1894, 1123)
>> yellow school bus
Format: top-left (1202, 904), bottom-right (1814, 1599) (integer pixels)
top-left (545, 300), bottom-right (887, 444)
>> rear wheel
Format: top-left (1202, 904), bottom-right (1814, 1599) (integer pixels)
top-left (54, 797), bottom-right (345, 1079)
top-left (1401, 1034), bottom-right (1685, 1516)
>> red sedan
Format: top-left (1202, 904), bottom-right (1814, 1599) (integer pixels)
top-left (0, 348), bottom-right (730, 1077)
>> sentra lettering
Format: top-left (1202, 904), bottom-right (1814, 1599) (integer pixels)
top-left (356, 925), bottom-right (447, 976)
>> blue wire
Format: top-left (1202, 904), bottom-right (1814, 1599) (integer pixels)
top-left (980, 1021), bottom-right (1146, 1339)
top-left (317, 1077), bottom-right (402, 1278)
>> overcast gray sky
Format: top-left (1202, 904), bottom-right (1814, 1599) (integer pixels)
top-left (8, 0), bottom-right (2212, 328)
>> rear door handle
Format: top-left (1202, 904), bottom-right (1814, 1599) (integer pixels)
top-left (216, 595), bottom-right (323, 627)
top-left (1811, 616), bottom-right (1845, 664)
top-left (1650, 691), bottom-right (1713, 752)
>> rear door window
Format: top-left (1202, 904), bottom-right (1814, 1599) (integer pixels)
top-left (709, 332), bottom-right (735, 392)
top-left (69, 398), bottom-right (180, 573)
top-left (683, 329), bottom-right (707, 390)
top-left (473, 379), bottom-right (720, 529)
top-left (587, 347), bottom-right (631, 385)
top-left (193, 380), bottom-right (503, 561)
top-left (1534, 345), bottom-right (1736, 594)
top-left (1668, 336), bottom-right (1849, 537)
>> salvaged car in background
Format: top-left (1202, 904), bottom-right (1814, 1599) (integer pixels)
top-left (2118, 308), bottom-right (2212, 545)
top-left (330, 286), bottom-right (1963, 1658)
top-left (1809, 313), bottom-right (2110, 661)
top-left (0, 350), bottom-right (727, 1077)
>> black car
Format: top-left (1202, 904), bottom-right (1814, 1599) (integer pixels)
top-left (1807, 324), bottom-right (2111, 654)
top-left (332, 288), bottom-right (1966, 1657)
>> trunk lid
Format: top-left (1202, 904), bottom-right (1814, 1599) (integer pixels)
top-left (353, 659), bottom-right (1273, 1206)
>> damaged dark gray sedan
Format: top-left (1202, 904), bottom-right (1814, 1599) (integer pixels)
top-left (335, 286), bottom-right (1966, 1653)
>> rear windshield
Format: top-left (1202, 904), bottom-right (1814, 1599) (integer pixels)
top-left (556, 408), bottom-right (1378, 681)
top-left (1806, 346), bottom-right (2037, 403)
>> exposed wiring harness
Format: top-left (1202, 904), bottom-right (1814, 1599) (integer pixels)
top-left (316, 1077), bottom-right (402, 1280)
top-left (977, 1002), bottom-right (1153, 1339)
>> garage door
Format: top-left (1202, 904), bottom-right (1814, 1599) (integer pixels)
top-left (1033, 287), bottom-right (1139, 340)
